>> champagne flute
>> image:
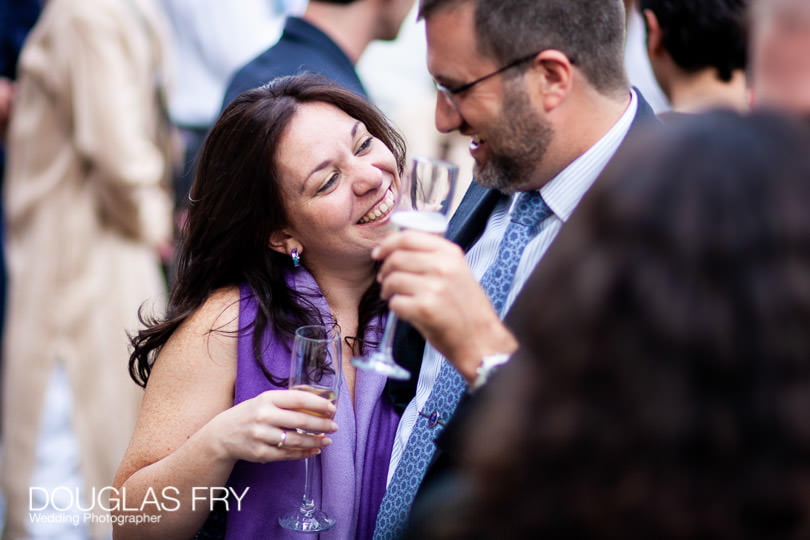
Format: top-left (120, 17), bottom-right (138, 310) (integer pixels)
top-left (351, 156), bottom-right (458, 380)
top-left (278, 325), bottom-right (342, 533)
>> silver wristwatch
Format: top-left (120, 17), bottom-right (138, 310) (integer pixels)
top-left (470, 353), bottom-right (511, 392)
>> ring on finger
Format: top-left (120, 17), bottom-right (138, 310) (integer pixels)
top-left (277, 430), bottom-right (287, 449)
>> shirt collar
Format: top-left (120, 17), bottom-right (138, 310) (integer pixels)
top-left (511, 88), bottom-right (638, 222)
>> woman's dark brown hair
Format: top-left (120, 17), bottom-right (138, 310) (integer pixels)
top-left (129, 74), bottom-right (406, 387)
top-left (418, 110), bottom-right (810, 539)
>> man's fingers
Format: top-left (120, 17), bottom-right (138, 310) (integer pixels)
top-left (372, 230), bottom-right (455, 260)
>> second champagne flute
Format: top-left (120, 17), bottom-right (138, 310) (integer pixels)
top-left (351, 156), bottom-right (458, 380)
top-left (278, 324), bottom-right (342, 533)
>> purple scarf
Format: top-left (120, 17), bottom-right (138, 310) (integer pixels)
top-left (225, 270), bottom-right (399, 539)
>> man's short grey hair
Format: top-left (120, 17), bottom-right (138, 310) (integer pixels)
top-left (418, 0), bottom-right (629, 94)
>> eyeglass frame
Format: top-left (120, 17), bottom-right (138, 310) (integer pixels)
top-left (433, 49), bottom-right (576, 107)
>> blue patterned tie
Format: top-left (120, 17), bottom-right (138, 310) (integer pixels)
top-left (373, 191), bottom-right (552, 539)
top-left (478, 191), bottom-right (552, 314)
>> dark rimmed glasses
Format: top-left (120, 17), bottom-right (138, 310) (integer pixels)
top-left (434, 49), bottom-right (575, 109)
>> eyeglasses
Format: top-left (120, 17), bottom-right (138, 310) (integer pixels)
top-left (434, 49), bottom-right (575, 109)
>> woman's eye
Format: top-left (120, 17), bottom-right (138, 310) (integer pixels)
top-left (317, 172), bottom-right (339, 193)
top-left (356, 137), bottom-right (373, 154)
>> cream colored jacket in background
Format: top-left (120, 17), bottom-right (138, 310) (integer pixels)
top-left (2, 0), bottom-right (173, 536)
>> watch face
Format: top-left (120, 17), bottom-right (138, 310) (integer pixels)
top-left (473, 354), bottom-right (511, 391)
top-left (481, 353), bottom-right (511, 370)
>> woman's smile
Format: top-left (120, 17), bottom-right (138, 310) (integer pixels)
top-left (358, 187), bottom-right (396, 224)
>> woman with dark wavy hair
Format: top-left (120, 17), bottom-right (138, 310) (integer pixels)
top-left (112, 73), bottom-right (407, 539)
top-left (411, 110), bottom-right (810, 539)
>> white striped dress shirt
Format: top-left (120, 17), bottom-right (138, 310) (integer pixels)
top-left (386, 90), bottom-right (639, 483)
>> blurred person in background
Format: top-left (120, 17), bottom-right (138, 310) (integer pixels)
top-left (640, 0), bottom-right (750, 118)
top-left (749, 0), bottom-right (810, 115)
top-left (0, 0), bottom-right (42, 141)
top-left (0, 0), bottom-right (42, 531)
top-left (222, 0), bottom-right (416, 108)
top-left (407, 109), bottom-right (810, 539)
top-left (0, 0), bottom-right (43, 397)
top-left (158, 0), bottom-right (306, 243)
top-left (1, 0), bottom-right (174, 537)
top-left (623, 0), bottom-right (671, 113)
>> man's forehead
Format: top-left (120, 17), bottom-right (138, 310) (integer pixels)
top-left (424, 3), bottom-right (491, 79)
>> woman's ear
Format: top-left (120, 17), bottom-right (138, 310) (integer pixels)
top-left (268, 230), bottom-right (301, 257)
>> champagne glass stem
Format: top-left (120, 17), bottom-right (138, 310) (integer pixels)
top-left (349, 293), bottom-right (410, 380)
top-left (299, 457), bottom-right (315, 517)
top-left (378, 311), bottom-right (398, 354)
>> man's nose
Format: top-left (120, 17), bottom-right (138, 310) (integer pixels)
top-left (434, 92), bottom-right (464, 133)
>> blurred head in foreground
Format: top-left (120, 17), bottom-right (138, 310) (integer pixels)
top-left (427, 110), bottom-right (810, 539)
top-left (749, 0), bottom-right (810, 114)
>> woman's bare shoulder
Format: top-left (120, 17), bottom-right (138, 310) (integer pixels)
top-left (187, 286), bottom-right (243, 335)
top-left (148, 286), bottom-right (243, 393)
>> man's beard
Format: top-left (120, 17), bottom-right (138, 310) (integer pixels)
top-left (474, 83), bottom-right (553, 194)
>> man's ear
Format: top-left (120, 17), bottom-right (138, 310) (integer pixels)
top-left (643, 9), bottom-right (664, 59)
top-left (529, 49), bottom-right (574, 112)
top-left (268, 230), bottom-right (301, 257)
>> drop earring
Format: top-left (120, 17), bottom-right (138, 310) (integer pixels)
top-left (291, 248), bottom-right (301, 268)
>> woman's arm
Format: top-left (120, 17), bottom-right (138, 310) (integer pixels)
top-left (112, 288), bottom-right (337, 539)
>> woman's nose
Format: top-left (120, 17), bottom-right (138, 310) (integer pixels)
top-left (352, 161), bottom-right (384, 195)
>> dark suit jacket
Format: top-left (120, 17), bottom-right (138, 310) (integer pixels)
top-left (385, 90), bottom-right (661, 486)
top-left (221, 16), bottom-right (367, 110)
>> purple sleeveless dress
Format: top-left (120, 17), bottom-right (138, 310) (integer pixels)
top-left (225, 270), bottom-right (399, 539)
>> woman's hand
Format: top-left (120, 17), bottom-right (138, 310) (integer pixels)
top-left (205, 389), bottom-right (338, 464)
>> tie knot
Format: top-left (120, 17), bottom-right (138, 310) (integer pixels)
top-left (510, 191), bottom-right (551, 231)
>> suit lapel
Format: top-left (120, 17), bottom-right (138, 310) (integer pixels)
top-left (446, 182), bottom-right (505, 251)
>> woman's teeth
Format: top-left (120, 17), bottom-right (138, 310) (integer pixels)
top-left (358, 188), bottom-right (395, 224)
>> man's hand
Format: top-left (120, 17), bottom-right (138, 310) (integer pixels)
top-left (373, 230), bottom-right (517, 383)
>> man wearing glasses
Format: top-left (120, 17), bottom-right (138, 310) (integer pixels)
top-left (372, 0), bottom-right (659, 538)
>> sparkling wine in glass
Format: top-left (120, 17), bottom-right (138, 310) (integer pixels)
top-left (351, 156), bottom-right (458, 380)
top-left (278, 325), bottom-right (342, 532)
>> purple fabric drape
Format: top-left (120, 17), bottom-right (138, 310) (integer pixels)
top-left (225, 270), bottom-right (399, 539)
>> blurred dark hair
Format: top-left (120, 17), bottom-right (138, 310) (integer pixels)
top-left (129, 73), bottom-right (406, 387)
top-left (429, 110), bottom-right (810, 538)
top-left (641, 0), bottom-right (749, 82)
top-left (418, 0), bottom-right (628, 95)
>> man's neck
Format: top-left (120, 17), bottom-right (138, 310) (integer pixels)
top-left (303, 2), bottom-right (376, 64)
top-left (532, 87), bottom-right (632, 190)
top-left (667, 68), bottom-right (749, 114)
